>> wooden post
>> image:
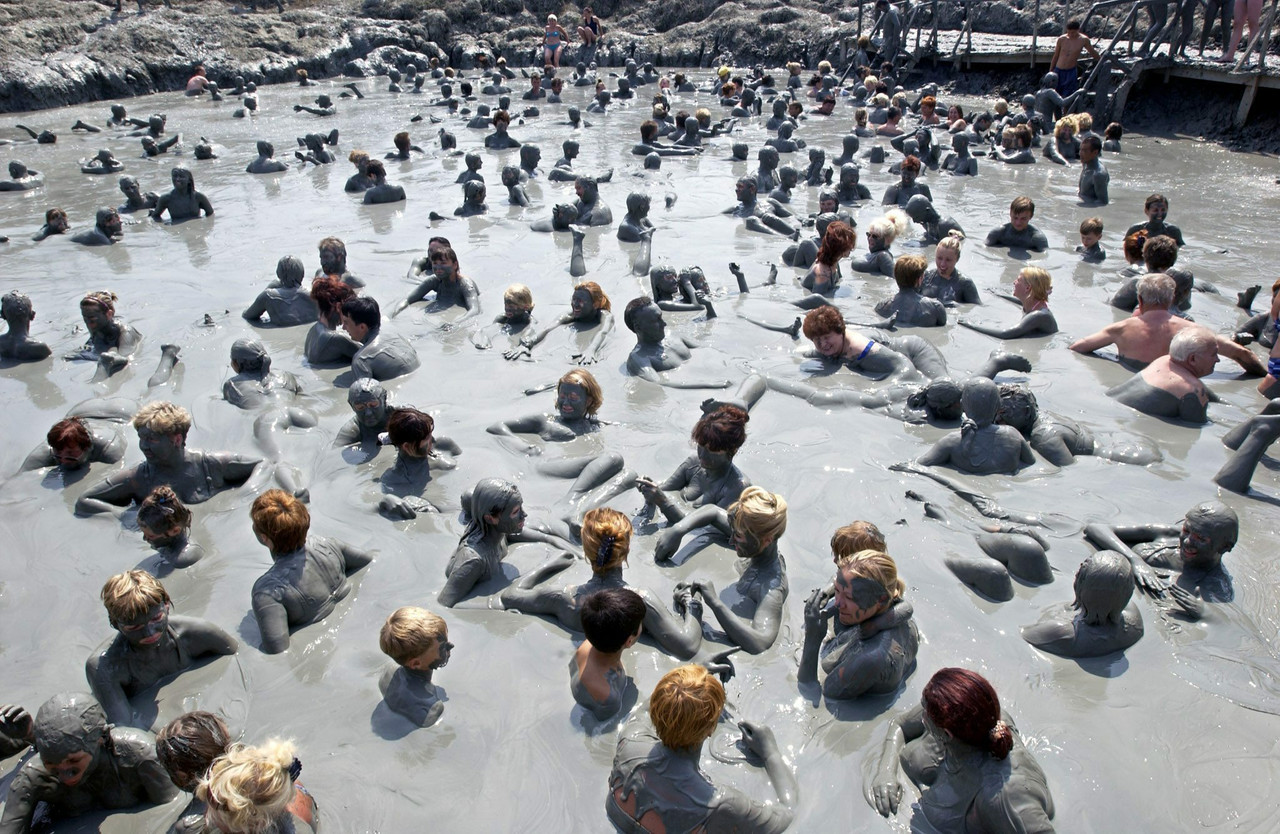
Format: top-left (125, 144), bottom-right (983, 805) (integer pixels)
top-left (1032, 0), bottom-right (1041, 67)
top-left (1236, 74), bottom-right (1260, 127)
top-left (858, 0), bottom-right (864, 38)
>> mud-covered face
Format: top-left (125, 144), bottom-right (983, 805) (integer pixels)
top-left (570, 288), bottom-right (595, 318)
top-left (632, 303), bottom-right (665, 342)
top-left (141, 519), bottom-right (186, 549)
top-left (100, 210), bottom-right (122, 237)
top-left (727, 509), bottom-right (768, 559)
top-left (54, 441), bottom-right (92, 470)
top-left (43, 751), bottom-right (97, 788)
top-left (431, 254), bottom-right (457, 280)
top-left (900, 167), bottom-right (918, 186)
top-left (115, 602), bottom-right (171, 647)
top-left (556, 382), bottom-right (591, 421)
top-left (835, 569), bottom-right (889, 625)
top-left (735, 180), bottom-right (756, 202)
top-left (351, 395), bottom-right (388, 428)
top-left (412, 635), bottom-right (454, 670)
top-left (137, 428), bottom-right (185, 465)
top-left (81, 305), bottom-right (112, 333)
top-left (1179, 518), bottom-right (1221, 566)
top-left (488, 501), bottom-right (526, 535)
top-left (1145, 200), bottom-right (1168, 223)
top-left (1010, 210), bottom-right (1032, 232)
top-left (172, 168), bottom-right (192, 191)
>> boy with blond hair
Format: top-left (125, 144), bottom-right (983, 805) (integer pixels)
top-left (87, 569), bottom-right (237, 725)
top-left (378, 606), bottom-right (452, 727)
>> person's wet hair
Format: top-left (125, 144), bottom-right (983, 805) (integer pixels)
top-left (386, 407), bottom-right (434, 450)
top-left (923, 668), bottom-right (1013, 759)
top-left (692, 404), bottom-right (749, 456)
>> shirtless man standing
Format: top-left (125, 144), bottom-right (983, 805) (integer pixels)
top-left (1071, 273), bottom-right (1265, 374)
top-left (1050, 21), bottom-right (1100, 96)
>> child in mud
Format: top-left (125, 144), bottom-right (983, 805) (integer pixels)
top-left (571, 588), bottom-right (645, 720)
top-left (379, 606), bottom-right (453, 727)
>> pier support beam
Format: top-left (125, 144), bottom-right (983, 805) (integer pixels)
top-left (1236, 74), bottom-right (1260, 127)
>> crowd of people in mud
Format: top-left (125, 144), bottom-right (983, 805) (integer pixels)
top-left (1, 4), bottom-right (1278, 830)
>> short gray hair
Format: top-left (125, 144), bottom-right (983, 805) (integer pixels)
top-left (1169, 327), bottom-right (1216, 362)
top-left (1136, 273), bottom-right (1174, 309)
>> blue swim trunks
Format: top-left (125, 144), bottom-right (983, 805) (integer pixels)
top-left (1056, 66), bottom-right (1079, 96)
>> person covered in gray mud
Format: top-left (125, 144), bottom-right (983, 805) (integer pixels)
top-left (250, 489), bottom-right (373, 653)
top-left (867, 667), bottom-right (1056, 831)
top-left (1041, 116), bottom-right (1080, 166)
top-left (1035, 70), bottom-right (1077, 127)
top-left (66, 291), bottom-right (141, 378)
top-left (456, 152), bottom-right (484, 186)
top-left (107, 104), bottom-right (148, 128)
top-left (1107, 326), bottom-right (1220, 424)
top-left (484, 110), bottom-right (522, 150)
top-left (724, 176), bottom-right (797, 237)
top-left (294, 132), bottom-right (336, 166)
top-left (994, 123), bottom-right (1037, 165)
top-left (31, 207), bottom-right (70, 241)
top-left (86, 569), bottom-right (237, 725)
top-left (881, 155), bottom-right (932, 207)
top-left (332, 378), bottom-right (393, 451)
top-left (0, 290), bottom-right (51, 362)
top-left (117, 176), bottom-right (157, 213)
top-left (799, 549), bottom-right (920, 700)
top-left (376, 407), bottom-right (461, 519)
top-left (304, 277), bottom-right (361, 365)
top-left (438, 478), bottom-right (575, 607)
top-left (378, 606), bottom-right (452, 728)
top-left (587, 90), bottom-right (612, 114)
top-left (617, 192), bottom-right (654, 242)
top-left (833, 163), bottom-right (872, 205)
top-left (606, 664), bottom-right (798, 834)
top-left (1214, 401), bottom-right (1280, 493)
top-left (294, 94), bottom-right (336, 117)
top-left (1021, 551), bottom-right (1144, 657)
top-left (140, 133), bottom-right (182, 157)
top-left (782, 212), bottom-right (838, 270)
top-left (246, 139), bottom-right (289, 174)
top-left (343, 151), bottom-right (373, 192)
top-left (75, 402), bottom-right (263, 518)
top-left (648, 265), bottom-right (716, 317)
top-left (903, 194), bottom-right (964, 244)
top-left (767, 122), bottom-right (804, 155)
top-left (622, 297), bottom-right (731, 390)
top-left (941, 132), bottom-right (978, 176)
top-left (569, 588), bottom-right (646, 720)
top-left (1109, 235), bottom-right (1194, 313)
top-left (920, 234), bottom-right (980, 306)
top-left (242, 256), bottom-right (317, 327)
top-left (469, 282), bottom-right (535, 349)
top-left (635, 404), bottom-right (751, 526)
top-left (503, 282), bottom-right (614, 363)
top-left (0, 692), bottom-right (178, 834)
top-left (14, 124), bottom-right (57, 144)
top-left (916, 378), bottom-right (1036, 475)
top-left (0, 160), bottom-right (42, 191)
top-left (1077, 134), bottom-right (1109, 205)
top-left (985, 196), bottom-right (1049, 251)
top-left (82, 149), bottom-right (124, 176)
top-left (151, 167), bottom-right (212, 223)
top-left (1125, 192), bottom-right (1185, 246)
top-left (221, 338), bottom-right (305, 412)
top-left (454, 179), bottom-right (488, 216)
top-left (995, 383), bottom-right (1162, 466)
top-left (1072, 274), bottom-right (1264, 373)
top-left (500, 164), bottom-right (530, 206)
top-left (850, 211), bottom-right (909, 278)
top-left (20, 399), bottom-right (134, 474)
top-left (340, 296), bottom-right (420, 381)
top-left (768, 165), bottom-right (800, 206)
top-left (1084, 500), bottom-right (1237, 620)
top-left (875, 255), bottom-right (947, 327)
top-left (362, 159), bottom-right (405, 204)
top-left (803, 147), bottom-right (831, 186)
top-left (1103, 121), bottom-right (1123, 152)
top-left (648, 487), bottom-right (790, 656)
top-left (136, 486), bottom-right (204, 568)
top-left (548, 139), bottom-right (581, 182)
top-left (499, 508), bottom-right (705, 660)
top-left (573, 176), bottom-right (613, 226)
top-left (530, 202), bottom-right (580, 233)
top-left (631, 119), bottom-right (700, 158)
top-left (71, 207), bottom-right (123, 246)
top-left (798, 305), bottom-right (951, 384)
top-left (1076, 216), bottom-right (1106, 263)
top-left (392, 244), bottom-right (482, 330)
top-left (386, 130), bottom-right (424, 161)
top-left (958, 267), bottom-right (1058, 339)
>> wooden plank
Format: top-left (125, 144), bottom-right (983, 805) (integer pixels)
top-left (1236, 74), bottom-right (1261, 127)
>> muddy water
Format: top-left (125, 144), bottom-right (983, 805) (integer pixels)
top-left (1, 77), bottom-right (1279, 833)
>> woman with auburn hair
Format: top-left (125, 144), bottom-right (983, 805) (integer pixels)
top-left (958, 267), bottom-right (1058, 339)
top-left (868, 667), bottom-right (1055, 831)
top-left (305, 277), bottom-right (362, 364)
top-left (499, 507), bottom-right (705, 659)
top-left (249, 490), bottom-right (373, 653)
top-left (799, 549), bottom-right (919, 700)
top-left (503, 281), bottom-right (615, 363)
top-left (198, 739), bottom-right (319, 833)
top-left (801, 220), bottom-right (856, 301)
top-left (606, 664), bottom-right (798, 833)
top-left (636, 404), bottom-right (751, 525)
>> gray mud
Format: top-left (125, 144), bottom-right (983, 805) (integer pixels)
top-left (1, 77), bottom-right (1279, 832)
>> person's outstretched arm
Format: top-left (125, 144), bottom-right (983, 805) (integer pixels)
top-left (698, 579), bottom-right (786, 654)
